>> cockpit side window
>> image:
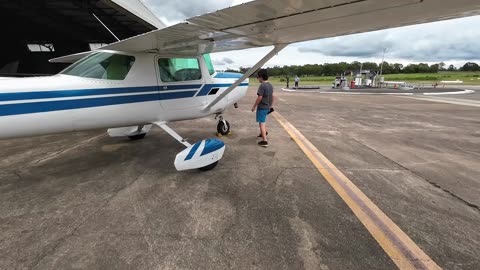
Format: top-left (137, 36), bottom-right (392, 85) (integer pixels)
top-left (61, 53), bottom-right (135, 80)
top-left (158, 58), bottom-right (202, 82)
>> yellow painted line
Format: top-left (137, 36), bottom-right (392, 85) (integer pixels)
top-left (272, 111), bottom-right (441, 270)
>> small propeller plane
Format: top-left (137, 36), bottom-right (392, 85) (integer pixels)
top-left (1, 0), bottom-right (479, 171)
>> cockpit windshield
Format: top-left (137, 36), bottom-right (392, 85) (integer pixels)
top-left (61, 52), bottom-right (135, 80)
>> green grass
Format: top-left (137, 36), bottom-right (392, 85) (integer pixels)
top-left (261, 72), bottom-right (480, 86)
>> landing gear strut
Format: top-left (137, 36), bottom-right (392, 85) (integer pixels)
top-left (215, 114), bottom-right (230, 136)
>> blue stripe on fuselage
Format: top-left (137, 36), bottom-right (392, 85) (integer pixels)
top-left (0, 91), bottom-right (196, 117)
top-left (160, 84), bottom-right (203, 91)
top-left (0, 82), bottom-right (250, 117)
top-left (196, 83), bottom-right (249, 97)
top-left (0, 83), bottom-right (249, 102)
top-left (214, 72), bottom-right (243, 79)
top-left (0, 85), bottom-right (202, 102)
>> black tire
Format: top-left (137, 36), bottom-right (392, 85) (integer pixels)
top-left (199, 161), bottom-right (218, 171)
top-left (217, 120), bottom-right (230, 135)
top-left (128, 133), bottom-right (146, 140)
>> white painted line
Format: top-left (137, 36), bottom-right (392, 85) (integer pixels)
top-left (425, 96), bottom-right (480, 104)
top-left (281, 88), bottom-right (322, 93)
top-left (281, 88), bottom-right (415, 95)
top-left (423, 90), bottom-right (475, 96)
top-left (282, 88), bottom-right (476, 97)
top-left (323, 92), bottom-right (414, 96)
top-left (403, 96), bottom-right (480, 108)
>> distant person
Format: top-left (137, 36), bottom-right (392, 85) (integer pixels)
top-left (251, 69), bottom-right (274, 147)
top-left (286, 76), bottom-right (290, 88)
top-left (294, 75), bottom-right (300, 88)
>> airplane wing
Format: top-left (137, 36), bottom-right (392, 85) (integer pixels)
top-left (51, 0), bottom-right (480, 63)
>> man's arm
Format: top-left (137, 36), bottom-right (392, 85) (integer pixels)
top-left (251, 95), bottom-right (263, 112)
top-left (252, 84), bottom-right (265, 112)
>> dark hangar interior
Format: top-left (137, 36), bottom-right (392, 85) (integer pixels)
top-left (0, 0), bottom-right (157, 76)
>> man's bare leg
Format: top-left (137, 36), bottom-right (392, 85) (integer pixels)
top-left (260, 123), bottom-right (267, 141)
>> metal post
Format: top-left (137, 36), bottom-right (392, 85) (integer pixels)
top-left (92, 13), bottom-right (120, 42)
top-left (378, 48), bottom-right (387, 87)
top-left (379, 48), bottom-right (386, 76)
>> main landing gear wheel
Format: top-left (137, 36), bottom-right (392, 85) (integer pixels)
top-left (199, 161), bottom-right (219, 171)
top-left (128, 133), bottom-right (146, 140)
top-left (217, 120), bottom-right (230, 136)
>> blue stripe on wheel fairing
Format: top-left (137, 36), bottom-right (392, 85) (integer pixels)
top-left (200, 139), bottom-right (225, 156)
top-left (184, 142), bottom-right (202, 161)
top-left (0, 91), bottom-right (197, 117)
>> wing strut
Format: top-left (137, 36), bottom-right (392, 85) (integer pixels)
top-left (203, 44), bottom-right (289, 112)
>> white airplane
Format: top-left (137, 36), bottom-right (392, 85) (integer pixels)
top-left (1, 0), bottom-right (479, 171)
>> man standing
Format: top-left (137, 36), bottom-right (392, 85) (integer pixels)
top-left (294, 75), bottom-right (300, 88)
top-left (251, 69), bottom-right (273, 147)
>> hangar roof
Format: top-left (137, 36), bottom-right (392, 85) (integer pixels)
top-left (0, 0), bottom-right (164, 75)
top-left (0, 0), bottom-right (162, 44)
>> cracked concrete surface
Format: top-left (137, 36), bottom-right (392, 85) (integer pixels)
top-left (277, 89), bottom-right (480, 269)
top-left (0, 86), bottom-right (479, 269)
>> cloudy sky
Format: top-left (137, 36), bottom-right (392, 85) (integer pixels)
top-left (143, 0), bottom-right (480, 70)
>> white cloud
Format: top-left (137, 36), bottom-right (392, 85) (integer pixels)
top-left (297, 16), bottom-right (480, 62)
top-left (212, 57), bottom-right (235, 66)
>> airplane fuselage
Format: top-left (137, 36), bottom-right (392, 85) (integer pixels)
top-left (0, 51), bottom-right (248, 139)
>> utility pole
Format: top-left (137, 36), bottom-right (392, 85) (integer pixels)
top-left (377, 48), bottom-right (387, 88)
top-left (379, 47), bottom-right (387, 76)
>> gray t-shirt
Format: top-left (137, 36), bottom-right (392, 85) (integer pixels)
top-left (257, 82), bottom-right (273, 110)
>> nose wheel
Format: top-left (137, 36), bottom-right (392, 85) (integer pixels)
top-left (217, 120), bottom-right (231, 136)
top-left (128, 133), bottom-right (147, 140)
top-left (215, 114), bottom-right (231, 136)
top-left (199, 161), bottom-right (219, 171)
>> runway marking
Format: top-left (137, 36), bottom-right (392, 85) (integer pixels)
top-left (281, 88), bottom-right (475, 96)
top-left (272, 111), bottom-right (441, 270)
top-left (422, 90), bottom-right (474, 96)
top-left (403, 96), bottom-right (480, 108)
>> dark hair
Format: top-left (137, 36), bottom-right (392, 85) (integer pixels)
top-left (257, 69), bottom-right (268, 80)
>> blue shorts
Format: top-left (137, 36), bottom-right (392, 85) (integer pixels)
top-left (256, 109), bottom-right (269, 123)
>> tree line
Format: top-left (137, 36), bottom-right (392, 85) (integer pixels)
top-left (226, 62), bottom-right (480, 77)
